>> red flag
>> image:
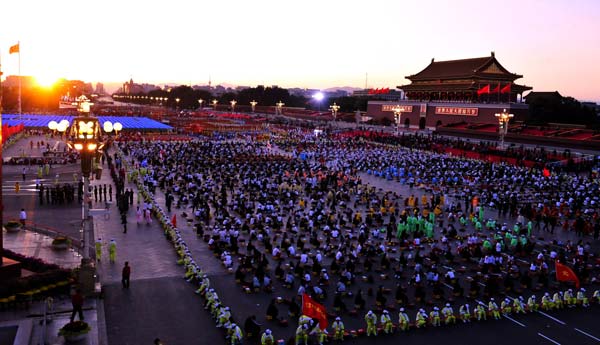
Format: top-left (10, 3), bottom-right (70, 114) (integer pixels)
top-left (490, 83), bottom-right (500, 94)
top-left (171, 214), bottom-right (177, 227)
top-left (543, 168), bottom-right (550, 177)
top-left (500, 83), bottom-right (511, 94)
top-left (9, 43), bottom-right (19, 54)
top-left (476, 85), bottom-right (490, 96)
top-left (555, 261), bottom-right (580, 288)
top-left (302, 294), bottom-right (328, 329)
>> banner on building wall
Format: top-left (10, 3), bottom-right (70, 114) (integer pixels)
top-left (381, 105), bottom-right (413, 112)
top-left (420, 104), bottom-right (427, 116)
top-left (435, 106), bottom-right (478, 116)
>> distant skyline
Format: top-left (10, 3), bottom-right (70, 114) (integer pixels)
top-left (1, 0), bottom-right (599, 101)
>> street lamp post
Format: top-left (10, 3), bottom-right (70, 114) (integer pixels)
top-left (392, 105), bottom-right (403, 135)
top-left (250, 100), bottom-right (257, 113)
top-left (494, 108), bottom-right (514, 148)
top-left (329, 102), bottom-right (340, 122)
top-left (175, 98), bottom-right (180, 111)
top-left (212, 99), bottom-right (218, 111)
top-left (275, 101), bottom-right (285, 116)
top-left (230, 100), bottom-right (237, 112)
top-left (198, 99), bottom-right (204, 109)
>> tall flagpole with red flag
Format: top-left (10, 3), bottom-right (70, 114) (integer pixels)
top-left (9, 42), bottom-right (21, 118)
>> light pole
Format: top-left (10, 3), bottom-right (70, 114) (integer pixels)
top-left (198, 99), bottom-right (204, 109)
top-left (392, 105), bottom-right (403, 135)
top-left (329, 102), bottom-right (340, 122)
top-left (175, 98), bottom-right (180, 111)
top-left (250, 100), bottom-right (257, 113)
top-left (230, 100), bottom-right (237, 112)
top-left (276, 101), bottom-right (285, 116)
top-left (494, 108), bottom-right (514, 148)
top-left (212, 99), bottom-right (218, 111)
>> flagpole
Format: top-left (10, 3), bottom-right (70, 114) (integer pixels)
top-left (18, 41), bottom-right (21, 119)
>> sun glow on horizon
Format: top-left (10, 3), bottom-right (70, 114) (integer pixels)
top-left (34, 74), bottom-right (59, 88)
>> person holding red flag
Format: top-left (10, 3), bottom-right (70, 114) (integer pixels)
top-left (301, 294), bottom-right (328, 330)
top-left (555, 261), bottom-right (580, 288)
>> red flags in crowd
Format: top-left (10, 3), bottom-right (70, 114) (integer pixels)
top-left (501, 83), bottom-right (511, 94)
top-left (9, 43), bottom-right (20, 54)
top-left (302, 294), bottom-right (328, 329)
top-left (543, 168), bottom-right (551, 177)
top-left (555, 261), bottom-right (580, 288)
top-left (171, 214), bottom-right (177, 227)
top-left (476, 84), bottom-right (490, 96)
top-left (490, 83), bottom-right (500, 94)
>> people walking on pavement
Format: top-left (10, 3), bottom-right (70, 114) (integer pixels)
top-left (121, 212), bottom-right (128, 233)
top-left (136, 206), bottom-right (143, 225)
top-left (19, 208), bottom-right (27, 226)
top-left (70, 289), bottom-right (84, 322)
top-left (109, 239), bottom-right (117, 263)
top-left (122, 261), bottom-right (131, 289)
top-left (95, 238), bottom-right (102, 261)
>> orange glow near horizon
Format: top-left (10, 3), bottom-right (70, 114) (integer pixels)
top-left (34, 75), bottom-right (59, 88)
top-left (1, 0), bottom-right (599, 102)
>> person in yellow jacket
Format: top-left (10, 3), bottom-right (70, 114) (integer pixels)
top-left (459, 304), bottom-right (470, 323)
top-left (398, 308), bottom-right (410, 331)
top-left (488, 298), bottom-right (500, 320)
top-left (229, 323), bottom-right (243, 345)
top-left (501, 298), bottom-right (512, 315)
top-left (564, 289), bottom-right (576, 307)
top-left (261, 329), bottom-right (274, 345)
top-left (95, 238), bottom-right (102, 262)
top-left (332, 317), bottom-right (345, 340)
top-left (593, 290), bottom-right (600, 304)
top-left (415, 309), bottom-right (427, 328)
top-left (441, 303), bottom-right (456, 324)
top-left (541, 293), bottom-right (553, 310)
top-left (577, 289), bottom-right (589, 307)
top-left (527, 295), bottom-right (539, 312)
top-left (295, 324), bottom-right (309, 345)
top-left (380, 310), bottom-right (393, 334)
top-left (475, 303), bottom-right (487, 321)
top-left (430, 307), bottom-right (441, 327)
top-left (364, 310), bottom-right (377, 336)
top-left (108, 239), bottom-right (117, 263)
top-left (553, 292), bottom-right (564, 309)
top-left (513, 297), bottom-right (525, 314)
top-left (310, 326), bottom-right (327, 345)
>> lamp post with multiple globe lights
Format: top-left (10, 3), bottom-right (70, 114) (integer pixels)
top-left (250, 100), bottom-right (258, 113)
top-left (275, 101), bottom-right (285, 116)
top-left (392, 105), bottom-right (403, 135)
top-left (49, 96), bottom-right (121, 264)
top-left (329, 102), bottom-right (340, 122)
top-left (230, 100), bottom-right (237, 112)
top-left (494, 108), bottom-right (514, 148)
top-left (212, 99), bottom-right (218, 111)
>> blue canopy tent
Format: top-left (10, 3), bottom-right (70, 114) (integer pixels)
top-left (1, 114), bottom-right (172, 131)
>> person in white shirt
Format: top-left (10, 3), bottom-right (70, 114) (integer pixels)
top-left (19, 209), bottom-right (27, 226)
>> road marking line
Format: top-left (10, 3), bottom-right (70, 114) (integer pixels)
top-left (574, 328), bottom-right (600, 342)
top-left (537, 311), bottom-right (566, 325)
top-left (503, 315), bottom-right (526, 328)
top-left (538, 333), bottom-right (562, 345)
top-left (443, 283), bottom-right (454, 290)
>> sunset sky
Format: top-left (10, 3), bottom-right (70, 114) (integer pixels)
top-left (1, 0), bottom-right (599, 101)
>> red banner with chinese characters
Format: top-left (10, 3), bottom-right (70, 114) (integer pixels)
top-left (435, 107), bottom-right (478, 116)
top-left (381, 105), bottom-right (413, 112)
top-left (302, 293), bottom-right (328, 329)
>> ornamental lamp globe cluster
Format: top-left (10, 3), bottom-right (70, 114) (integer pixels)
top-left (494, 108), bottom-right (514, 148)
top-left (392, 105), bottom-right (403, 134)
